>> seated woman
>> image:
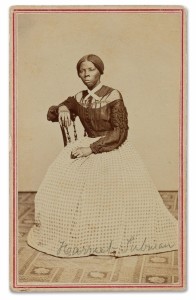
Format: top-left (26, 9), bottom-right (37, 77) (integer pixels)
top-left (27, 54), bottom-right (178, 258)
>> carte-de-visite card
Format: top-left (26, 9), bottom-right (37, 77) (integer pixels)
top-left (10, 5), bottom-right (187, 292)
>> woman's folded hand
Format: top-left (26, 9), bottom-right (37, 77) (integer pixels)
top-left (71, 147), bottom-right (92, 158)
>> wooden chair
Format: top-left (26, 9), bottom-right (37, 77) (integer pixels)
top-left (47, 105), bottom-right (77, 147)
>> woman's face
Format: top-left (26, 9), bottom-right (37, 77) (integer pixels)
top-left (78, 61), bottom-right (101, 90)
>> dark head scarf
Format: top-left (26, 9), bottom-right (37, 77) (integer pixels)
top-left (76, 54), bottom-right (104, 75)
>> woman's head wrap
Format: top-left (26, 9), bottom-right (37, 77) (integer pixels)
top-left (76, 54), bottom-right (104, 75)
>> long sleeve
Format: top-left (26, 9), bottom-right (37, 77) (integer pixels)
top-left (90, 99), bottom-right (129, 154)
top-left (58, 96), bottom-right (78, 115)
top-left (47, 96), bottom-right (78, 122)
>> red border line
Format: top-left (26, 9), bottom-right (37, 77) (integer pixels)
top-left (14, 12), bottom-right (182, 15)
top-left (13, 9), bottom-right (183, 15)
top-left (14, 283), bottom-right (182, 289)
top-left (12, 11), bottom-right (16, 288)
top-left (12, 8), bottom-right (184, 290)
top-left (180, 8), bottom-right (184, 288)
top-left (13, 8), bottom-right (183, 12)
top-left (14, 285), bottom-right (182, 289)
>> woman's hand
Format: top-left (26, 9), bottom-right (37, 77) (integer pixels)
top-left (71, 147), bottom-right (92, 158)
top-left (58, 105), bottom-right (71, 127)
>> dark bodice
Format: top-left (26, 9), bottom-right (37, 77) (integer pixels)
top-left (57, 85), bottom-right (129, 154)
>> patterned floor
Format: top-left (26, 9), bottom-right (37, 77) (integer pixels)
top-left (17, 192), bottom-right (179, 285)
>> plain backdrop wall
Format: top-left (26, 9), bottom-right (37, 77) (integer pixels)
top-left (16, 11), bottom-right (181, 191)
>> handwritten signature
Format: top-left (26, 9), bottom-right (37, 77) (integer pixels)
top-left (57, 236), bottom-right (175, 256)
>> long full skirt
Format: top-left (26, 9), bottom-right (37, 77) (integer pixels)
top-left (27, 136), bottom-right (178, 258)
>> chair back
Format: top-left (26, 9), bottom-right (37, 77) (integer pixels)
top-left (47, 105), bottom-right (77, 147)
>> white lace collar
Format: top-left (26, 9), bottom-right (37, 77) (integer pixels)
top-left (83, 82), bottom-right (103, 101)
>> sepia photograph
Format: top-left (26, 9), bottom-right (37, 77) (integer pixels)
top-left (10, 5), bottom-right (186, 292)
